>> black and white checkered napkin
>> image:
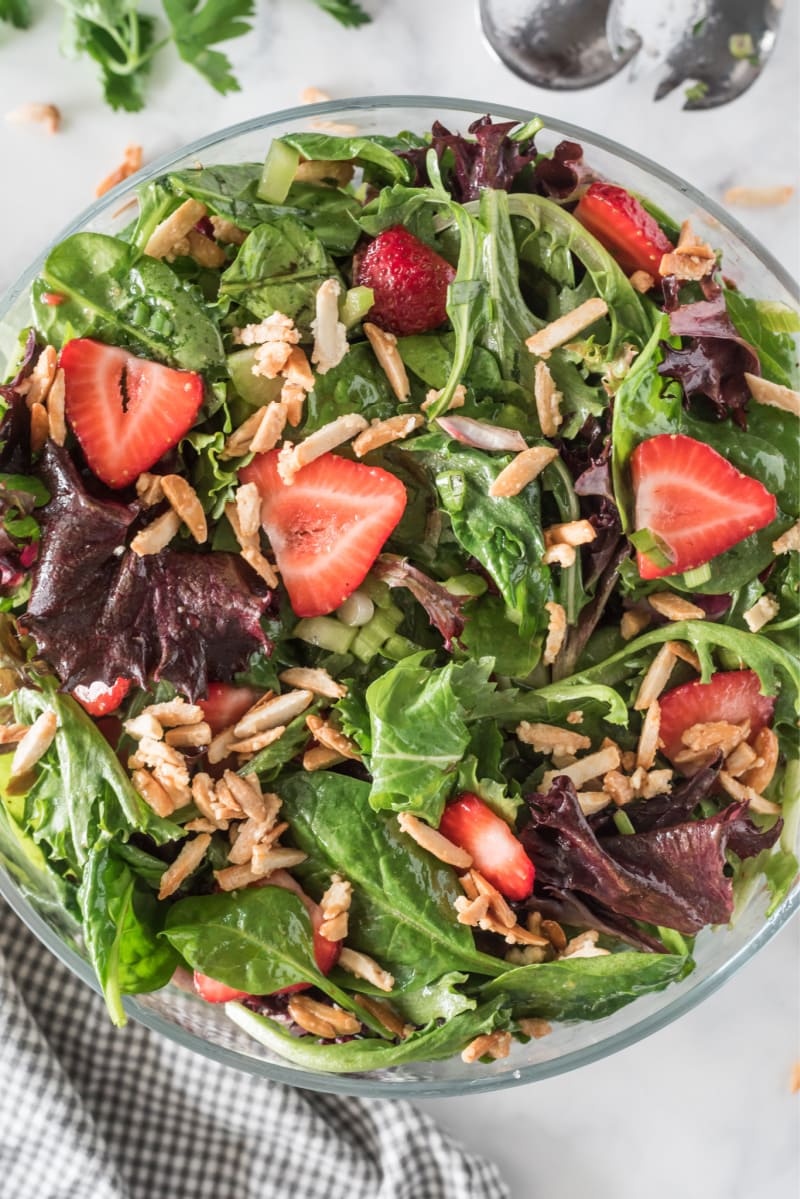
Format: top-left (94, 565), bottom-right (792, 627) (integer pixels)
top-left (0, 903), bottom-right (508, 1199)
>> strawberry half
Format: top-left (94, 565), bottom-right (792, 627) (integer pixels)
top-left (659, 670), bottom-right (775, 766)
top-left (60, 338), bottom-right (204, 489)
top-left (632, 434), bottom-right (777, 580)
top-left (240, 450), bottom-right (407, 618)
top-left (72, 676), bottom-right (131, 716)
top-left (438, 793), bottom-right (534, 902)
top-left (198, 683), bottom-right (265, 735)
top-left (354, 225), bottom-right (456, 336)
top-left (193, 973), bottom-right (250, 1004)
top-left (574, 182), bottom-right (674, 276)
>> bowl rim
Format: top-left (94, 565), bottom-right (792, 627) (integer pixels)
top-left (0, 94), bottom-right (797, 1098)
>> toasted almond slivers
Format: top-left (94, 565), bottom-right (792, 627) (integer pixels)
top-left (648, 592), bottom-right (705, 621)
top-left (131, 769), bottom-right (175, 818)
top-left (311, 278), bottom-right (348, 375)
top-left (222, 770), bottom-right (267, 821)
top-left (724, 741), bottom-right (759, 778)
top-left (283, 346), bottom-right (315, 392)
top-left (131, 509), bottom-right (181, 557)
top-left (144, 199), bottom-right (207, 260)
top-left (469, 869), bottom-right (517, 929)
top-left (234, 482), bottom-right (262, 543)
top-left (352, 414), bottom-right (424, 457)
top-left (723, 185), bottom-right (795, 208)
top-left (397, 812), bottom-right (472, 869)
top-left (142, 699), bottom-right (204, 727)
top-left (280, 380), bottom-right (306, 428)
top-left (526, 298), bottom-right (609, 359)
top-left (165, 722), bottom-right (213, 749)
top-left (675, 220), bottom-right (716, 260)
top-left (136, 735), bottom-right (190, 786)
top-left (190, 772), bottom-right (221, 824)
top-left (576, 790), bottom-right (612, 815)
top-left (561, 930), bottom-right (610, 959)
top-left (251, 844), bottom-right (308, 875)
top-left (659, 251), bottom-right (713, 281)
top-left (235, 313), bottom-right (300, 347)
top-left (230, 725), bottom-right (286, 754)
top-left (518, 1018), bottom-right (552, 1039)
top-left (542, 744), bottom-right (621, 792)
top-left (669, 641), bottom-right (702, 671)
top-left (10, 711), bottom-right (57, 777)
top-left (95, 143), bottom-right (143, 197)
top-left (363, 322), bottom-right (410, 402)
top-left (123, 713), bottom-right (163, 741)
top-left (744, 372), bottom-right (800, 418)
top-left (26, 345), bottom-right (57, 407)
top-left (289, 995), bottom-right (361, 1038)
top-left (541, 919), bottom-right (568, 952)
top-left (741, 727), bottom-right (779, 794)
top-left (234, 690), bottom-right (313, 739)
top-left (461, 1031), bottom-right (512, 1064)
top-left (743, 594), bottom-right (780, 633)
top-left (46, 368), bottom-right (67, 445)
top-left (454, 894), bottom-right (491, 925)
top-left (241, 545), bottom-right (279, 588)
top-left (252, 340), bottom-right (294, 379)
top-left (621, 609), bottom-right (651, 641)
top-left (136, 472), bottom-right (164, 507)
top-left (542, 600), bottom-right (567, 667)
top-left (6, 102), bottom-right (61, 134)
top-left (682, 720), bottom-right (749, 757)
top-left (543, 543), bottom-right (576, 568)
top-left (0, 724), bottom-right (30, 745)
top-left (338, 947), bottom-right (395, 993)
top-left (516, 721), bottom-right (591, 755)
top-left (303, 745), bottom-right (345, 771)
top-left (629, 270), bottom-right (655, 293)
top-left (212, 777), bottom-right (245, 822)
top-left (207, 727), bottom-right (237, 765)
top-left (158, 834), bottom-right (211, 900)
top-left (773, 521), bottom-right (800, 556)
top-left (227, 815), bottom-right (274, 865)
top-left (319, 873), bottom-right (352, 942)
top-left (306, 714), bottom-right (361, 761)
top-left (637, 699), bottom-right (661, 771)
top-left (301, 86), bottom-right (333, 103)
top-left (161, 475), bottom-right (207, 544)
top-left (210, 215), bottom-right (247, 245)
top-left (221, 406), bottom-right (274, 460)
top-left (489, 445), bottom-right (559, 498)
top-left (277, 414), bottom-right (368, 484)
top-left (279, 667), bottom-right (346, 699)
top-left (354, 995), bottom-right (413, 1040)
top-left (719, 771), bottom-right (780, 815)
top-left (634, 643), bottom-right (676, 711)
top-left (533, 360), bottom-right (563, 436)
top-left (544, 519), bottom-right (596, 548)
top-left (421, 384), bottom-right (466, 413)
top-left (186, 229), bottom-right (227, 269)
top-left (30, 402), bottom-right (49, 452)
top-left (603, 769), bottom-right (634, 807)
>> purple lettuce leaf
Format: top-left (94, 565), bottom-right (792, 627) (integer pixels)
top-left (658, 278), bottom-right (761, 422)
top-left (521, 776), bottom-right (782, 935)
top-left (532, 139), bottom-right (591, 201)
top-left (372, 554), bottom-right (466, 650)
top-left (25, 444), bottom-right (270, 700)
top-left (399, 115), bottom-right (539, 203)
top-left (0, 332), bottom-right (39, 475)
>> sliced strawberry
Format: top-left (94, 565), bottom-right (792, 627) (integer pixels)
top-left (193, 972), bottom-right (250, 1004)
top-left (438, 793), bottom-right (534, 902)
top-left (632, 434), bottom-right (777, 580)
top-left (240, 450), bottom-right (407, 618)
top-left (574, 182), bottom-right (674, 276)
top-left (659, 670), bottom-right (775, 765)
top-left (198, 683), bottom-right (265, 735)
top-left (354, 225), bottom-right (456, 335)
top-left (72, 676), bottom-right (131, 716)
top-left (60, 338), bottom-right (204, 489)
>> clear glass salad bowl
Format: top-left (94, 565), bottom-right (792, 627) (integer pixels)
top-left (0, 97), bottom-right (797, 1098)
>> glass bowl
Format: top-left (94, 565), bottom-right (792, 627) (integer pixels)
top-left (0, 96), bottom-right (797, 1098)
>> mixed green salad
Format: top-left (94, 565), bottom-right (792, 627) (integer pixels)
top-left (0, 114), bottom-right (798, 1074)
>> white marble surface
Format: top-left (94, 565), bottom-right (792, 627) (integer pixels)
top-left (0, 2), bottom-right (798, 1195)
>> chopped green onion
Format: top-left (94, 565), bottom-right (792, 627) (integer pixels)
top-left (681, 564), bottom-right (712, 587)
top-left (613, 810), bottom-right (636, 836)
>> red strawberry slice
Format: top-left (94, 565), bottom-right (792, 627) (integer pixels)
top-left (240, 450), bottom-right (407, 618)
top-left (574, 182), bottom-right (675, 276)
top-left (438, 793), bottom-right (534, 902)
top-left (72, 676), bottom-right (131, 716)
top-left (659, 670), bottom-right (775, 765)
top-left (193, 973), bottom-right (250, 1004)
top-left (198, 683), bottom-right (265, 735)
top-left (631, 434), bottom-right (777, 580)
top-left (354, 225), bottom-right (456, 335)
top-left (60, 338), bottom-right (204, 489)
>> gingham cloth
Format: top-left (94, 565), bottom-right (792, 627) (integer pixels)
top-left (0, 902), bottom-right (508, 1199)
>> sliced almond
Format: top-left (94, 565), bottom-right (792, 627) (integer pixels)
top-left (744, 372), bottom-right (800, 418)
top-left (543, 600), bottom-right (567, 667)
top-left (526, 298), bottom-right (609, 358)
top-left (303, 745), bottom-right (345, 771)
top-left (636, 699), bottom-right (661, 770)
top-left (46, 368), bottom-right (67, 445)
top-left (352, 413), bottom-right (423, 457)
top-left (144, 199), bottom-right (207, 260)
top-left (461, 1031), bottom-right (512, 1063)
top-left (533, 360), bottom-right (563, 436)
top-left (542, 743), bottom-right (621, 791)
top-left (741, 727), bottom-right (779, 794)
top-left (210, 215), bottom-right (247, 245)
top-left (421, 384), bottom-right (466, 413)
top-left (130, 510), bottom-right (181, 556)
top-left (306, 714), bottom-right (361, 761)
top-left (743, 594), bottom-right (780, 633)
top-left (621, 609), bottom-right (651, 640)
top-left (6, 102), bottom-right (61, 134)
top-left (165, 722), bottom-right (213, 749)
top-left (142, 699), bottom-right (204, 726)
top-left (634, 643), bottom-right (676, 710)
top-left (773, 521), bottom-right (800, 555)
top-left (311, 278), bottom-right (349, 375)
top-left (234, 313), bottom-right (299, 346)
top-left (278, 667), bottom-right (346, 699)
top-left (26, 345), bottom-right (57, 406)
top-left (363, 322), bottom-right (410, 401)
top-left (234, 690), bottom-right (313, 740)
top-left (629, 270), bottom-right (655, 293)
top-left (544, 519), bottom-right (596, 548)
top-left (397, 812), bottom-right (472, 869)
top-left (95, 143), bottom-right (143, 197)
top-left (161, 475), bottom-right (207, 544)
top-left (516, 722), bottom-right (591, 755)
top-left (158, 834), bottom-right (211, 900)
top-left (338, 947), bottom-right (394, 992)
top-left (489, 445), bottom-right (559, 498)
top-left (648, 592), bottom-right (705, 621)
top-left (10, 710), bottom-right (57, 777)
top-left (723, 185), bottom-right (795, 207)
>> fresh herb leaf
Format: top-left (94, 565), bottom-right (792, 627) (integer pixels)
top-left (163, 1), bottom-right (254, 95)
top-left (311, 0), bottom-right (370, 29)
top-left (0, 0), bottom-right (31, 28)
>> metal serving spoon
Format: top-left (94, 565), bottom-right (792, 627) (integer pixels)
top-left (478, 0), bottom-right (783, 108)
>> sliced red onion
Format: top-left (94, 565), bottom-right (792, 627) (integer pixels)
top-left (436, 415), bottom-right (527, 452)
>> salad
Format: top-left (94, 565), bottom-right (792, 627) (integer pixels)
top-left (0, 114), bottom-right (798, 1074)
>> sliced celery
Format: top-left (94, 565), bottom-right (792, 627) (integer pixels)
top-left (339, 286), bottom-right (374, 329)
top-left (293, 617), bottom-right (357, 653)
top-left (258, 141), bottom-right (300, 203)
top-left (226, 347), bottom-right (284, 407)
top-left (350, 604), bottom-right (404, 663)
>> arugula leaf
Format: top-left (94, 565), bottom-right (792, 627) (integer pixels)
top-left (34, 233), bottom-right (225, 372)
top-left (0, 0), bottom-right (31, 27)
top-left (479, 952), bottom-right (692, 1021)
top-left (79, 847), bottom-right (178, 1026)
top-left (227, 997), bottom-right (506, 1073)
top-left (279, 771), bottom-right (506, 989)
top-left (311, 0), bottom-right (370, 27)
top-left (219, 217), bottom-right (338, 331)
top-left (163, 1), bottom-right (254, 94)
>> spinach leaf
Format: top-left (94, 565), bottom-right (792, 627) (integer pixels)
top-left (79, 847), bottom-right (178, 1026)
top-left (33, 233), bottom-right (225, 372)
top-left (218, 217), bottom-right (338, 331)
top-left (724, 288), bottom-right (800, 388)
top-left (460, 594), bottom-right (541, 678)
top-left (226, 997), bottom-right (506, 1073)
top-left (388, 972), bottom-right (476, 1024)
top-left (164, 885), bottom-right (357, 1001)
top-left (301, 343), bottom-right (399, 435)
top-left (0, 755), bottom-right (76, 919)
top-left (276, 131), bottom-right (416, 187)
top-left (479, 952), bottom-right (692, 1021)
top-left (412, 442), bottom-right (552, 639)
top-left (398, 333), bottom-right (502, 394)
top-left (279, 771), bottom-right (506, 988)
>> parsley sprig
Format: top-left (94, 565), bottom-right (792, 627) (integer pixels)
top-left (0, 1), bottom-right (370, 112)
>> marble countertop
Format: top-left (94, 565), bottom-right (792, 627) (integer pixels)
top-left (0, 2), bottom-right (798, 1196)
